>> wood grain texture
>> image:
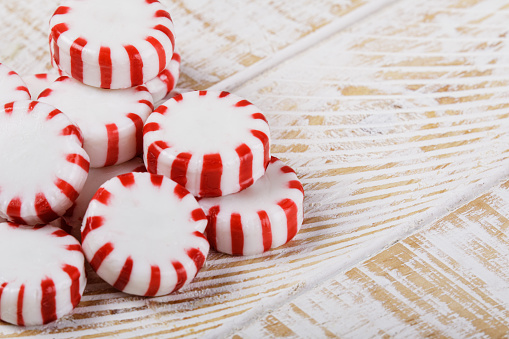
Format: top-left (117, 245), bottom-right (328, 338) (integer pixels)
top-left (234, 180), bottom-right (509, 338)
top-left (1, 0), bottom-right (509, 337)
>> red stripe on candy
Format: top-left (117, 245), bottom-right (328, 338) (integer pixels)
top-left (4, 102), bottom-right (14, 115)
top-left (251, 113), bottom-right (268, 123)
top-left (173, 94), bottom-right (183, 102)
top-left (0, 282), bottom-right (7, 315)
top-left (288, 180), bottom-right (304, 195)
top-left (66, 153), bottom-right (89, 172)
top-left (230, 213), bottom-right (244, 255)
top-left (52, 229), bottom-right (68, 238)
top-left (187, 248), bottom-right (206, 273)
top-left (124, 45), bottom-right (144, 87)
top-left (55, 178), bottom-right (80, 202)
top-left (93, 187), bottom-right (112, 205)
top-left (47, 109), bottom-right (61, 120)
top-left (126, 113), bottom-right (144, 155)
top-left (138, 99), bottom-right (154, 111)
top-left (117, 172), bottom-right (135, 186)
top-left (154, 104), bottom-right (168, 115)
top-left (170, 152), bottom-right (192, 187)
top-left (81, 216), bottom-right (104, 242)
top-left (145, 0), bottom-right (158, 3)
top-left (51, 23), bottom-right (68, 41)
top-left (206, 205), bottom-right (220, 250)
top-left (89, 242), bottom-right (114, 271)
top-left (145, 266), bottom-right (161, 296)
top-left (153, 25), bottom-right (175, 50)
top-left (280, 165), bottom-right (295, 174)
top-left (200, 153), bottom-right (223, 197)
top-left (146, 36), bottom-right (166, 73)
top-left (235, 99), bottom-right (252, 107)
top-left (40, 278), bottom-right (57, 324)
top-left (143, 122), bottom-right (160, 136)
top-left (199, 91), bottom-right (207, 96)
top-left (155, 9), bottom-right (172, 21)
top-left (53, 38), bottom-right (61, 66)
top-left (191, 208), bottom-right (206, 222)
top-left (38, 88), bottom-right (53, 99)
top-left (172, 52), bottom-right (181, 63)
top-left (159, 70), bottom-right (175, 92)
top-left (113, 257), bottom-right (133, 291)
top-left (251, 130), bottom-right (270, 166)
top-left (150, 174), bottom-right (163, 187)
top-left (104, 123), bottom-right (119, 166)
top-left (7, 197), bottom-right (24, 224)
top-left (17, 86), bottom-right (30, 97)
top-left (219, 91), bottom-right (230, 98)
top-left (62, 264), bottom-right (81, 307)
top-left (53, 6), bottom-right (70, 15)
top-left (277, 199), bottom-right (299, 242)
top-left (171, 261), bottom-right (187, 293)
top-left (99, 46), bottom-right (112, 89)
top-left (118, 173), bottom-right (135, 187)
top-left (257, 210), bottom-right (272, 252)
top-left (27, 101), bottom-right (38, 112)
top-left (17, 284), bottom-right (25, 326)
top-left (35, 193), bottom-right (59, 223)
top-left (174, 184), bottom-right (189, 200)
top-left (146, 140), bottom-right (170, 173)
top-left (70, 37), bottom-right (87, 83)
top-left (236, 144), bottom-right (253, 191)
top-left (66, 244), bottom-right (82, 252)
top-left (193, 231), bottom-right (207, 240)
top-left (62, 124), bottom-right (84, 144)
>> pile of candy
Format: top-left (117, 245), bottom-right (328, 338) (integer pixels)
top-left (0, 0), bottom-right (304, 326)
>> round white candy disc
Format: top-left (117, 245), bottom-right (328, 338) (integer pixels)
top-left (0, 222), bottom-right (86, 326)
top-left (199, 157), bottom-right (304, 255)
top-left (81, 172), bottom-right (209, 296)
top-left (143, 90), bottom-right (271, 198)
top-left (0, 63), bottom-right (30, 105)
top-left (49, 0), bottom-right (175, 89)
top-left (38, 76), bottom-right (154, 168)
top-left (0, 100), bottom-right (89, 225)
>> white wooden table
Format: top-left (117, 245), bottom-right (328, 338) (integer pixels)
top-left (1, 0), bottom-right (508, 337)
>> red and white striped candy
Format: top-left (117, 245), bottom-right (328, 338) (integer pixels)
top-left (143, 91), bottom-right (271, 198)
top-left (145, 50), bottom-right (181, 103)
top-left (0, 100), bottom-right (89, 225)
top-left (0, 63), bottom-right (30, 105)
top-left (22, 73), bottom-right (60, 99)
top-left (38, 76), bottom-right (154, 168)
top-left (63, 157), bottom-right (146, 234)
top-left (49, 0), bottom-right (175, 89)
top-left (81, 172), bottom-right (209, 296)
top-left (199, 157), bottom-right (304, 256)
top-left (0, 222), bottom-right (86, 326)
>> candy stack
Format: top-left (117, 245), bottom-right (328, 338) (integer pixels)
top-left (0, 0), bottom-right (304, 326)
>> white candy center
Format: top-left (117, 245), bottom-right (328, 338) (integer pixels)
top-left (89, 175), bottom-right (199, 261)
top-left (64, 0), bottom-right (155, 46)
top-left (0, 225), bottom-right (67, 282)
top-left (161, 94), bottom-right (253, 154)
top-left (0, 110), bottom-right (67, 196)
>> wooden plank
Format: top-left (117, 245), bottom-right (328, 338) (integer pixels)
top-left (234, 180), bottom-right (509, 337)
